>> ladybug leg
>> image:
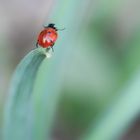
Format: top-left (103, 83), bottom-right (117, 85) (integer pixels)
top-left (36, 42), bottom-right (39, 48)
top-left (51, 46), bottom-right (54, 52)
top-left (50, 41), bottom-right (54, 52)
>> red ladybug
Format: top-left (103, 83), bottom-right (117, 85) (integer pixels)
top-left (36, 23), bottom-right (58, 51)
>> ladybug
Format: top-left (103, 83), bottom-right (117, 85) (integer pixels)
top-left (36, 23), bottom-right (64, 51)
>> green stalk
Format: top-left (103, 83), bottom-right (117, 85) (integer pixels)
top-left (4, 48), bottom-right (46, 140)
top-left (84, 70), bottom-right (140, 140)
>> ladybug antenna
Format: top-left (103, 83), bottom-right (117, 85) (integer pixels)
top-left (56, 28), bottom-right (65, 31)
top-left (44, 23), bottom-right (65, 31)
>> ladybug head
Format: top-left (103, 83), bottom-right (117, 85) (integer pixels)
top-left (47, 23), bottom-right (58, 31)
top-left (44, 23), bottom-right (65, 31)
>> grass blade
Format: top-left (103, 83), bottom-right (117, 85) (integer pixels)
top-left (84, 70), bottom-right (140, 140)
top-left (4, 48), bottom-right (46, 140)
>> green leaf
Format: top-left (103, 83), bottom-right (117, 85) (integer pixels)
top-left (4, 48), bottom-right (46, 140)
top-left (84, 70), bottom-right (140, 140)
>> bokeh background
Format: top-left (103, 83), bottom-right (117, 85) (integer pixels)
top-left (0, 0), bottom-right (140, 140)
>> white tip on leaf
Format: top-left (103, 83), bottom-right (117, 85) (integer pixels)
top-left (45, 48), bottom-right (53, 58)
top-left (45, 52), bottom-right (52, 58)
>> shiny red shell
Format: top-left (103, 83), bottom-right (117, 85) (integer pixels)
top-left (37, 27), bottom-right (58, 48)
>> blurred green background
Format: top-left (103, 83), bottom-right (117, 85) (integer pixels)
top-left (0, 0), bottom-right (140, 140)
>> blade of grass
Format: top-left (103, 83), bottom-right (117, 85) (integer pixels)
top-left (4, 48), bottom-right (46, 140)
top-left (83, 69), bottom-right (140, 140)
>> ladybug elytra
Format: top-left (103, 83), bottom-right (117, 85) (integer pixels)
top-left (36, 23), bottom-right (58, 51)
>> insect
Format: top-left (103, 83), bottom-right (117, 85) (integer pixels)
top-left (36, 23), bottom-right (64, 51)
